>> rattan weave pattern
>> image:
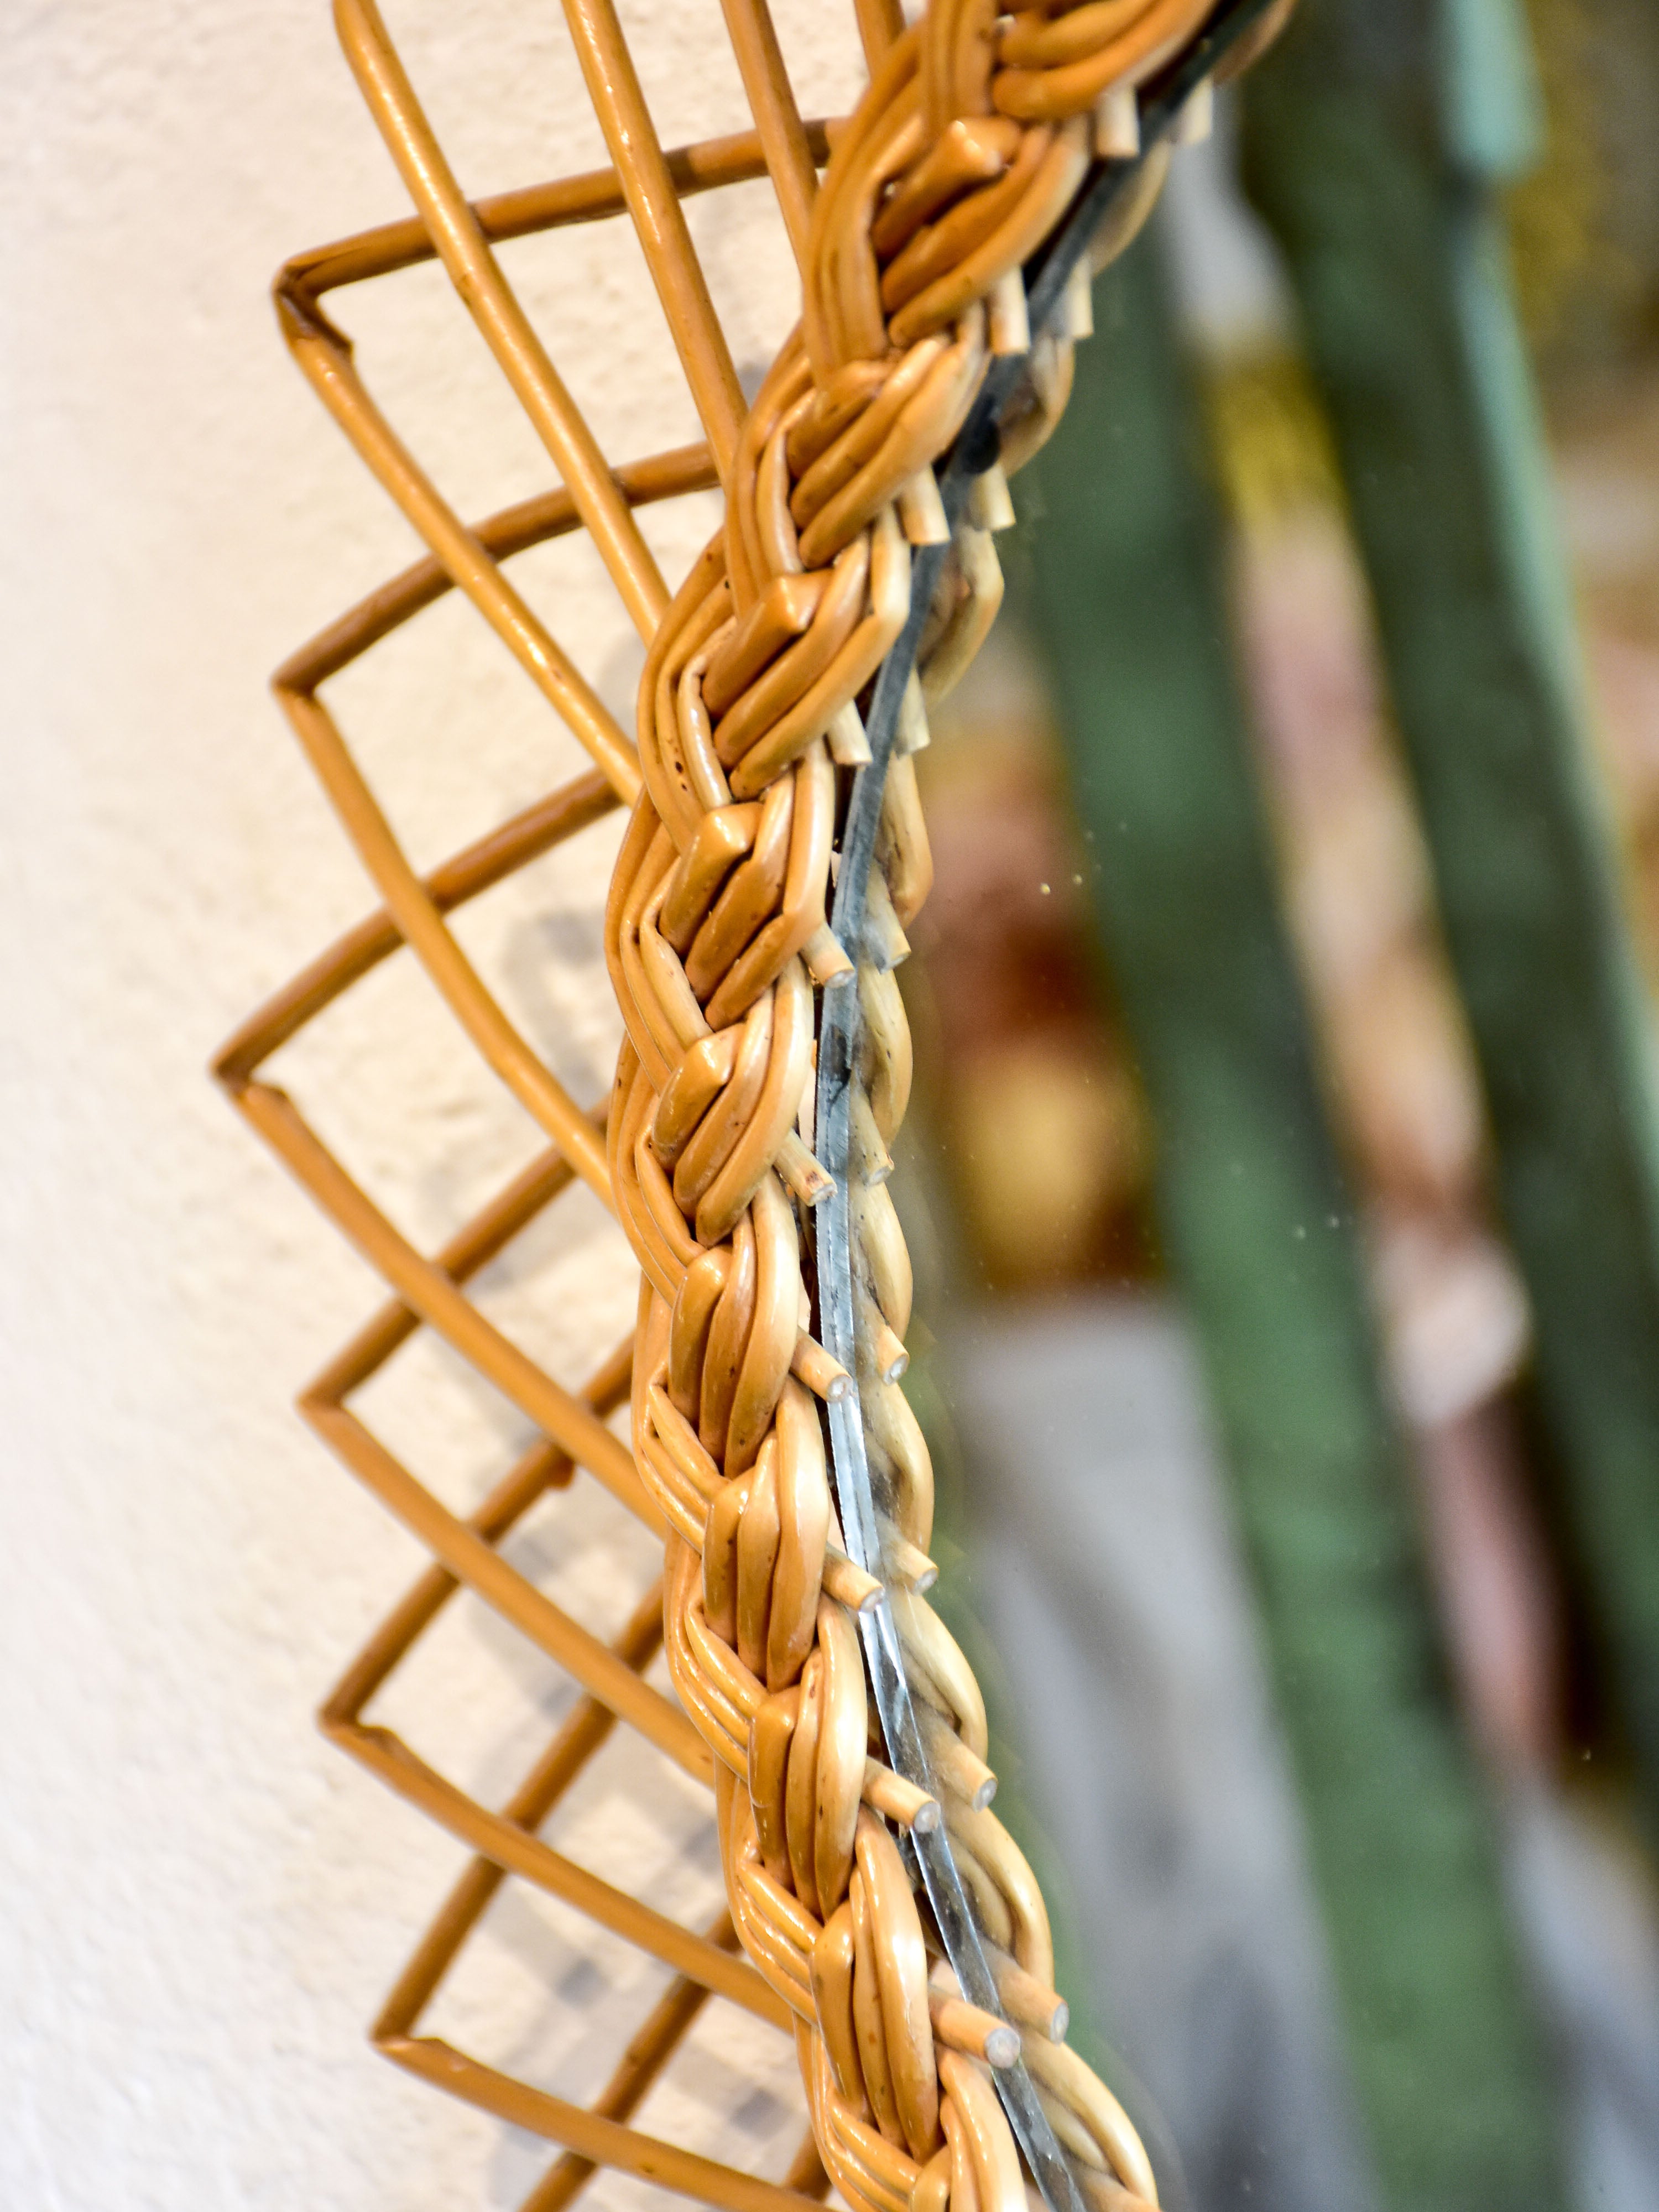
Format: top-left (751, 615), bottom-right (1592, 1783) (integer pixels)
top-left (215, 4), bottom-right (1291, 2209)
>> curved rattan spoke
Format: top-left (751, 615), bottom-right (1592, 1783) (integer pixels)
top-left (278, 123), bottom-right (837, 315)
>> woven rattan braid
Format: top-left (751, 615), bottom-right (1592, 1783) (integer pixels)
top-left (216, 3), bottom-right (1292, 2209)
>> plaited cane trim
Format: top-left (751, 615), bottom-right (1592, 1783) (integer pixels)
top-left (603, 6), bottom-right (1292, 2211)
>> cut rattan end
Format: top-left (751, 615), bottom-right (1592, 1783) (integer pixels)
top-left (863, 874), bottom-right (912, 971)
top-left (988, 1951), bottom-right (1070, 2043)
top-left (823, 1545), bottom-right (884, 1613)
top-left (898, 467), bottom-right (951, 546)
top-left (968, 461), bottom-right (1015, 534)
top-left (1093, 80), bottom-right (1140, 159)
top-left (793, 1329), bottom-right (852, 1400)
top-left (826, 700), bottom-right (872, 766)
top-left (883, 1531), bottom-right (939, 1593)
top-left (873, 1319), bottom-right (910, 1384)
top-left (896, 669), bottom-right (931, 755)
top-left (1175, 77), bottom-right (1214, 144)
top-left (864, 1755), bottom-right (940, 1832)
top-left (778, 1129), bottom-right (835, 1205)
top-left (802, 919), bottom-right (856, 987)
top-left (987, 267), bottom-right (1030, 358)
top-left (1062, 254), bottom-right (1094, 341)
top-left (929, 1991), bottom-right (1020, 2069)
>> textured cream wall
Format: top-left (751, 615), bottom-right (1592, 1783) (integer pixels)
top-left (0, 6), bottom-right (864, 2205)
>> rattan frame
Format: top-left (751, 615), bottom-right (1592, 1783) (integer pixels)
top-left (215, 4), bottom-right (1292, 2209)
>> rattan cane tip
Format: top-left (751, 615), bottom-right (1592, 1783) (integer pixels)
top-left (823, 1547), bottom-right (884, 1614)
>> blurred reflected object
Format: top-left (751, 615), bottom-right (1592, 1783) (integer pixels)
top-left (921, 423), bottom-right (1561, 1782)
top-left (1416, 1396), bottom-right (1564, 1773)
top-left (1240, 0), bottom-right (1659, 1862)
top-left (1375, 1218), bottom-right (1530, 1431)
top-left (943, 1299), bottom-right (1381, 2212)
top-left (903, 6), bottom-right (1659, 2209)
top-left (1222, 390), bottom-right (1532, 1388)
top-left (1554, 377), bottom-right (1659, 985)
top-left (928, 1291), bottom-right (1659, 2212)
top-left (999, 203), bottom-right (1568, 2212)
top-left (1206, 346), bottom-right (1562, 1779)
top-left (909, 637), bottom-right (1153, 1292)
top-left (1497, 0), bottom-right (1659, 988)
top-left (950, 1038), bottom-right (1146, 1284)
top-left (1505, 1780), bottom-right (1659, 2209)
top-left (1507, 0), bottom-right (1659, 372)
